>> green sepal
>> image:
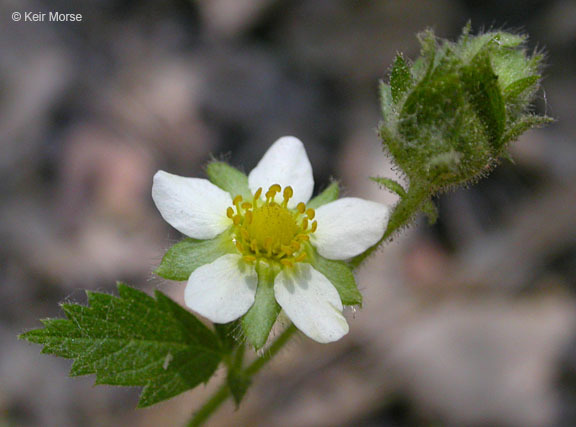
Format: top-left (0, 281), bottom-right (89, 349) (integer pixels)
top-left (227, 367), bottom-right (251, 407)
top-left (19, 283), bottom-right (222, 408)
top-left (241, 263), bottom-right (281, 350)
top-left (155, 232), bottom-right (236, 281)
top-left (307, 181), bottom-right (340, 210)
top-left (307, 247), bottom-right (362, 306)
top-left (501, 115), bottom-right (554, 144)
top-left (206, 161), bottom-right (252, 200)
top-left (370, 176), bottom-right (407, 197)
top-left (390, 53), bottom-right (413, 104)
top-left (503, 75), bottom-right (539, 103)
top-left (461, 52), bottom-right (506, 147)
top-left (421, 199), bottom-right (438, 225)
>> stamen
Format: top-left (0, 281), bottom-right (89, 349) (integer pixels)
top-left (245, 210), bottom-right (253, 224)
top-left (233, 215), bottom-right (242, 225)
top-left (301, 218), bottom-right (308, 230)
top-left (243, 255), bottom-right (256, 263)
top-left (306, 208), bottom-right (315, 219)
top-left (226, 207), bottom-right (235, 218)
top-left (310, 220), bottom-right (318, 232)
top-left (253, 187), bottom-right (263, 201)
top-left (295, 253), bottom-right (307, 262)
top-left (241, 202), bottom-right (252, 210)
top-left (233, 195), bottom-right (243, 206)
top-left (297, 202), bottom-right (306, 214)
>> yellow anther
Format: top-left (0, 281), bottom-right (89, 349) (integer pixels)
top-left (235, 241), bottom-right (244, 252)
top-left (310, 220), bottom-right (318, 232)
top-left (233, 195), bottom-right (243, 205)
top-left (281, 259), bottom-right (294, 268)
top-left (269, 184), bottom-right (281, 193)
top-left (298, 234), bottom-right (310, 241)
top-left (250, 240), bottom-right (258, 252)
top-left (283, 186), bottom-right (293, 200)
top-left (297, 202), bottom-right (306, 214)
top-left (241, 228), bottom-right (250, 240)
top-left (253, 187), bottom-right (263, 200)
top-left (226, 207), bottom-right (235, 218)
top-left (306, 208), bottom-right (315, 220)
top-left (243, 255), bottom-right (257, 263)
top-left (233, 215), bottom-right (242, 225)
top-left (241, 202), bottom-right (252, 210)
top-left (301, 218), bottom-right (308, 230)
top-left (295, 252), bottom-right (307, 262)
top-left (245, 210), bottom-right (253, 224)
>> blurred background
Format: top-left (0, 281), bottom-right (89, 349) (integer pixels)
top-left (1, 0), bottom-right (575, 426)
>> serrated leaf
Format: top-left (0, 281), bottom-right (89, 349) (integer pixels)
top-left (155, 233), bottom-right (235, 281)
top-left (307, 248), bottom-right (361, 306)
top-left (242, 265), bottom-right (280, 350)
top-left (370, 176), bottom-right (407, 197)
top-left (379, 82), bottom-right (395, 124)
top-left (206, 161), bottom-right (252, 200)
top-left (20, 283), bottom-right (222, 407)
top-left (390, 53), bottom-right (412, 104)
top-left (307, 181), bottom-right (339, 210)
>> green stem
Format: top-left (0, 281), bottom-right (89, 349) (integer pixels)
top-left (350, 179), bottom-right (430, 268)
top-left (186, 324), bottom-right (298, 427)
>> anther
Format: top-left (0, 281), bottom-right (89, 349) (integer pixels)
top-left (243, 255), bottom-right (256, 263)
top-left (245, 211), bottom-right (253, 224)
top-left (226, 207), bottom-right (235, 218)
top-left (295, 253), bottom-right (307, 262)
top-left (311, 220), bottom-right (318, 232)
top-left (306, 208), bottom-right (315, 220)
top-left (297, 202), bottom-right (306, 214)
top-left (241, 202), bottom-right (252, 210)
top-left (253, 187), bottom-right (263, 201)
top-left (233, 215), bottom-right (242, 225)
top-left (301, 218), bottom-right (308, 230)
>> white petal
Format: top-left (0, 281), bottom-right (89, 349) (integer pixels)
top-left (152, 170), bottom-right (232, 239)
top-left (185, 254), bottom-right (257, 323)
top-left (312, 197), bottom-right (390, 260)
top-left (248, 136), bottom-right (314, 208)
top-left (274, 263), bottom-right (348, 343)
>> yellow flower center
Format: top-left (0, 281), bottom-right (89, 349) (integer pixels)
top-left (226, 184), bottom-right (317, 267)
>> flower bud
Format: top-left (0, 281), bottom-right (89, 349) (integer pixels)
top-left (379, 26), bottom-right (552, 190)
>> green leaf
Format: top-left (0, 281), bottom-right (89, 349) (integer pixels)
top-left (227, 367), bottom-right (251, 407)
top-left (20, 283), bottom-right (222, 407)
top-left (390, 53), bottom-right (413, 104)
top-left (308, 248), bottom-right (362, 306)
top-left (370, 176), bottom-right (407, 197)
top-left (307, 181), bottom-right (340, 210)
top-left (155, 232), bottom-right (235, 281)
top-left (461, 52), bottom-right (506, 147)
top-left (206, 161), bottom-right (252, 200)
top-left (242, 264), bottom-right (280, 350)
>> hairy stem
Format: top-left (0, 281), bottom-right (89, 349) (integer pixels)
top-left (186, 324), bottom-right (298, 426)
top-left (351, 179), bottom-right (430, 267)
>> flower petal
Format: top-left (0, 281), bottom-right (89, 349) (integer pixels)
top-left (152, 170), bottom-right (232, 239)
top-left (312, 197), bottom-right (390, 260)
top-left (185, 254), bottom-right (257, 323)
top-left (274, 263), bottom-right (348, 343)
top-left (248, 136), bottom-right (314, 207)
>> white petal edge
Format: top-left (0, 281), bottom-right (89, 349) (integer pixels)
top-left (152, 170), bottom-right (233, 239)
top-left (274, 263), bottom-right (348, 343)
top-left (185, 254), bottom-right (257, 323)
top-left (311, 197), bottom-right (390, 260)
top-left (248, 136), bottom-right (314, 208)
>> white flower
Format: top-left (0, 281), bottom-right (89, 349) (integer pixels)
top-left (152, 136), bottom-right (390, 343)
